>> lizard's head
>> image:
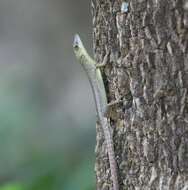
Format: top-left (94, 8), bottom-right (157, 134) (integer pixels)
top-left (73, 34), bottom-right (84, 60)
top-left (73, 34), bottom-right (94, 66)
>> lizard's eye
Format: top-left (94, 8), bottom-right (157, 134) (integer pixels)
top-left (73, 43), bottom-right (79, 49)
top-left (73, 45), bottom-right (79, 52)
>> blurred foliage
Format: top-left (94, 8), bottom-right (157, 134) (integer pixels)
top-left (0, 0), bottom-right (96, 190)
top-left (0, 65), bottom-right (96, 189)
top-left (0, 183), bottom-right (23, 190)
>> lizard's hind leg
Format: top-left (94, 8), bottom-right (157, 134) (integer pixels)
top-left (103, 98), bottom-right (123, 117)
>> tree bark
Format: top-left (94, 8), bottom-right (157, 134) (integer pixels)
top-left (92, 0), bottom-right (188, 189)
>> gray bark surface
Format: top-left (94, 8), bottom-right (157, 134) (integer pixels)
top-left (92, 0), bottom-right (188, 189)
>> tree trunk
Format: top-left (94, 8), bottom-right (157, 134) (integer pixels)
top-left (92, 0), bottom-right (188, 189)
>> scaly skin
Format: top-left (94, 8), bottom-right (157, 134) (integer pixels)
top-left (73, 34), bottom-right (119, 190)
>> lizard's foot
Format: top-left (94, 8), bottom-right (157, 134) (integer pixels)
top-left (107, 99), bottom-right (123, 107)
top-left (104, 98), bottom-right (123, 117)
top-left (95, 62), bottom-right (107, 68)
top-left (95, 50), bottom-right (110, 68)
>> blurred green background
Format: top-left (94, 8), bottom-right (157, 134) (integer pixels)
top-left (0, 0), bottom-right (96, 190)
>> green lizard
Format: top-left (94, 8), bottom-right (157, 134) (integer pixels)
top-left (73, 34), bottom-right (119, 190)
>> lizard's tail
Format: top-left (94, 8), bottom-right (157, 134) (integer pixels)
top-left (102, 118), bottom-right (119, 190)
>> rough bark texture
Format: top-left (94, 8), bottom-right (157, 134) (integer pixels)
top-left (92, 0), bottom-right (188, 189)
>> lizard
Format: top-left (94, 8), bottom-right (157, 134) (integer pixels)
top-left (73, 34), bottom-right (119, 190)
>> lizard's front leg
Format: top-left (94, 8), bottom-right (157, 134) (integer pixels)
top-left (95, 50), bottom-right (110, 68)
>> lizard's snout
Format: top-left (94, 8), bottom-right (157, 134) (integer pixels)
top-left (73, 34), bottom-right (81, 48)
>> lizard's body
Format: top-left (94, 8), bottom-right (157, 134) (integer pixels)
top-left (73, 34), bottom-right (119, 190)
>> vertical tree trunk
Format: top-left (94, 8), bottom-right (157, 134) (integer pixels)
top-left (92, 0), bottom-right (188, 189)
